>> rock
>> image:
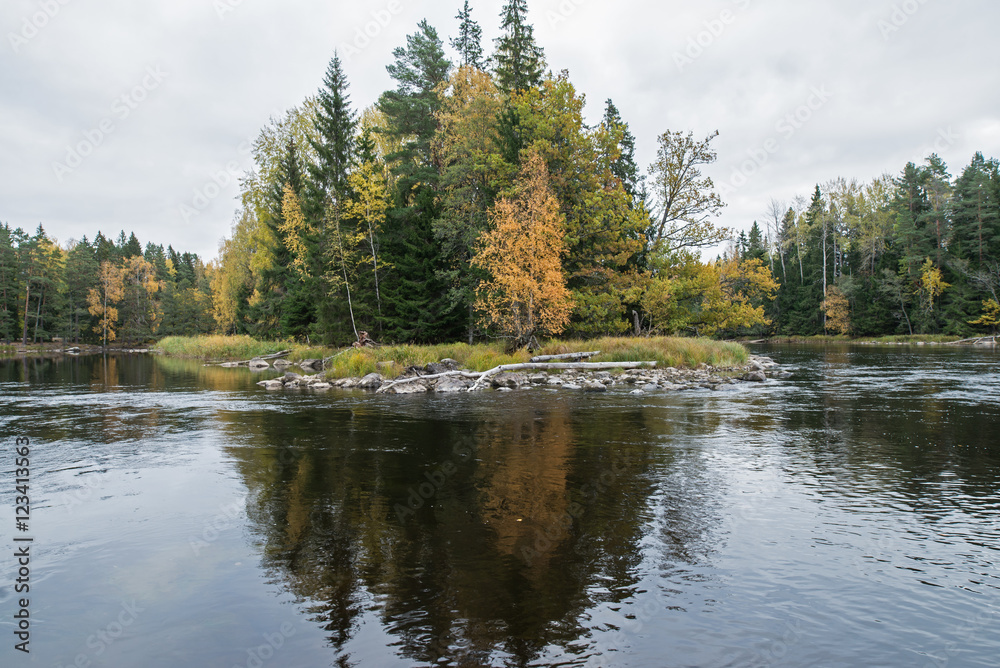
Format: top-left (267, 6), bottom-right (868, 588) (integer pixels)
top-left (391, 380), bottom-right (429, 394)
top-left (434, 377), bottom-right (470, 393)
top-left (257, 380), bottom-right (284, 390)
top-left (273, 358), bottom-right (292, 369)
top-left (357, 373), bottom-right (384, 390)
top-left (312, 383), bottom-right (333, 390)
top-left (583, 381), bottom-right (608, 393)
top-left (496, 387), bottom-right (513, 392)
top-left (492, 372), bottom-right (527, 389)
top-left (564, 383), bottom-right (583, 391)
top-left (630, 390), bottom-right (645, 396)
top-left (643, 384), bottom-right (659, 392)
top-left (249, 358), bottom-right (270, 369)
top-left (336, 377), bottom-right (359, 388)
top-left (426, 360), bottom-right (459, 374)
top-left (284, 372), bottom-right (303, 380)
top-left (528, 373), bottom-right (549, 384)
top-left (743, 371), bottom-right (767, 383)
top-left (299, 359), bottom-right (323, 371)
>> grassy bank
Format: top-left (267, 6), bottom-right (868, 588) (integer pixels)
top-left (157, 335), bottom-right (332, 362)
top-left (757, 334), bottom-right (961, 344)
top-left (157, 335), bottom-right (749, 379)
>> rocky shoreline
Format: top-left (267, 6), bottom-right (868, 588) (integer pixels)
top-left (255, 355), bottom-right (788, 394)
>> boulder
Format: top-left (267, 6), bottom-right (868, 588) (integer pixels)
top-left (357, 373), bottom-right (384, 390)
top-left (249, 358), bottom-right (270, 370)
top-left (434, 376), bottom-right (470, 393)
top-left (564, 383), bottom-right (583, 391)
top-left (299, 359), bottom-right (323, 371)
top-left (582, 381), bottom-right (607, 393)
top-left (257, 380), bottom-right (285, 390)
top-left (273, 358), bottom-right (292, 369)
top-left (425, 359), bottom-right (459, 375)
top-left (492, 372), bottom-right (527, 389)
top-left (743, 371), bottom-right (767, 383)
top-left (392, 380), bottom-right (429, 394)
top-left (528, 373), bottom-right (549, 384)
top-left (311, 383), bottom-right (333, 390)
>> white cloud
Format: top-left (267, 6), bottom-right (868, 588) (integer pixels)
top-left (1, 0), bottom-right (998, 258)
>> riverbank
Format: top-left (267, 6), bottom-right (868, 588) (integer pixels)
top-left (158, 335), bottom-right (749, 377)
top-left (752, 334), bottom-right (970, 345)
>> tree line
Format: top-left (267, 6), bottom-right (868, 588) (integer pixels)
top-left (743, 151), bottom-right (1000, 337)
top-left (9, 2), bottom-right (997, 348)
top-left (211, 0), bottom-right (776, 348)
top-left (0, 226), bottom-right (214, 346)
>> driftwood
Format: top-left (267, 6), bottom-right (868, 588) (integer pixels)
top-left (467, 361), bottom-right (657, 392)
top-left (376, 370), bottom-right (484, 394)
top-left (945, 336), bottom-right (998, 345)
top-left (206, 349), bottom-right (292, 367)
top-left (529, 351), bottom-right (600, 363)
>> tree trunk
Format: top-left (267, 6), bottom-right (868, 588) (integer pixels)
top-left (21, 281), bottom-right (30, 346)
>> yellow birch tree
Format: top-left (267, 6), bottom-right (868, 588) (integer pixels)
top-left (87, 261), bottom-right (124, 346)
top-left (472, 151), bottom-right (572, 348)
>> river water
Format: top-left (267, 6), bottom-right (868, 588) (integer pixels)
top-left (0, 345), bottom-right (998, 667)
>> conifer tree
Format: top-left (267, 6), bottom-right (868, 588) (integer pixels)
top-left (451, 1), bottom-right (484, 68)
top-left (309, 52), bottom-right (356, 206)
top-left (492, 0), bottom-right (545, 93)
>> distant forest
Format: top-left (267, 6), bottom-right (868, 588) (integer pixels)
top-left (0, 226), bottom-right (213, 345)
top-left (4, 1), bottom-right (999, 347)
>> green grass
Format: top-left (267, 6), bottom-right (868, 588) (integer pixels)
top-left (535, 336), bottom-right (749, 369)
top-left (156, 335), bottom-right (333, 362)
top-left (157, 335), bottom-right (750, 378)
top-left (0, 344), bottom-right (16, 356)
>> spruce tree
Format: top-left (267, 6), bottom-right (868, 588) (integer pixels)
top-left (451, 1), bottom-right (484, 68)
top-left (309, 52), bottom-right (356, 205)
top-left (601, 99), bottom-right (640, 200)
top-left (378, 21), bottom-right (459, 341)
top-left (492, 0), bottom-right (545, 93)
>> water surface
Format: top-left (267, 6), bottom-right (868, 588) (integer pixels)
top-left (0, 346), bottom-right (998, 667)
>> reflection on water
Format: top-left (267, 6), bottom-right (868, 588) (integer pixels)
top-left (0, 346), bottom-right (998, 667)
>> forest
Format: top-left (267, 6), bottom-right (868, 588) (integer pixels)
top-left (4, 1), bottom-right (999, 347)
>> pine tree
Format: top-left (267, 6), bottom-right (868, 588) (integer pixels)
top-left (308, 52), bottom-right (356, 206)
top-left (450, 1), bottom-right (484, 68)
top-left (492, 0), bottom-right (545, 93)
top-left (0, 224), bottom-right (20, 341)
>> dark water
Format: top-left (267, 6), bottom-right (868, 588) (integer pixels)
top-left (0, 347), bottom-right (998, 667)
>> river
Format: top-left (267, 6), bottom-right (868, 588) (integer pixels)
top-left (0, 345), bottom-right (998, 667)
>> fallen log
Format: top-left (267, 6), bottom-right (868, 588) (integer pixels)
top-left (205, 349), bottom-right (293, 367)
top-left (529, 351), bottom-right (600, 363)
top-left (376, 370), bottom-right (484, 394)
top-left (468, 361), bottom-right (657, 392)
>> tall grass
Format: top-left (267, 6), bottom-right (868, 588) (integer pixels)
top-left (156, 335), bottom-right (332, 362)
top-left (535, 336), bottom-right (749, 368)
top-left (157, 335), bottom-right (750, 377)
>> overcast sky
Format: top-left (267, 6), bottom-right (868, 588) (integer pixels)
top-left (2, 0), bottom-right (999, 260)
